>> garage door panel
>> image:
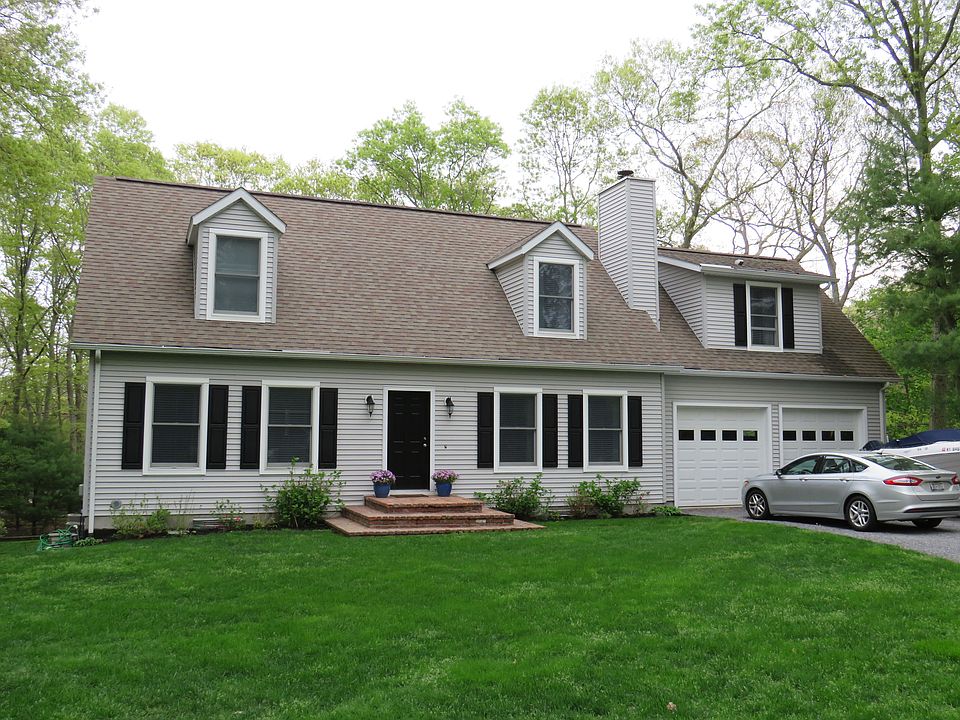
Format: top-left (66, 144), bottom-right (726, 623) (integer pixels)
top-left (781, 408), bottom-right (863, 460)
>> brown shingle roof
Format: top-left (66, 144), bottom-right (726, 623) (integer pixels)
top-left (73, 177), bottom-right (896, 380)
top-left (658, 247), bottom-right (820, 276)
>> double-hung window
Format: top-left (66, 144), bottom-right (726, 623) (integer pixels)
top-left (265, 386), bottom-right (314, 466)
top-left (536, 259), bottom-right (576, 334)
top-left (210, 230), bottom-right (265, 320)
top-left (495, 390), bottom-right (541, 469)
top-left (748, 284), bottom-right (779, 348)
top-left (145, 379), bottom-right (209, 471)
top-left (584, 391), bottom-right (627, 468)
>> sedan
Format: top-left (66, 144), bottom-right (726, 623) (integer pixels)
top-left (742, 451), bottom-right (960, 531)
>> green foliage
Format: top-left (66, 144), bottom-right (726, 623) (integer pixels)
top-left (109, 499), bottom-right (171, 539)
top-left (651, 504), bottom-right (684, 517)
top-left (264, 464), bottom-right (344, 529)
top-left (566, 475), bottom-right (644, 518)
top-left (475, 474), bottom-right (555, 521)
top-left (0, 516), bottom-right (5, 536)
top-left (88, 104), bottom-right (172, 180)
top-left (0, 420), bottom-right (81, 532)
top-left (73, 536), bottom-right (102, 547)
top-left (171, 141), bottom-right (291, 190)
top-left (213, 499), bottom-right (245, 531)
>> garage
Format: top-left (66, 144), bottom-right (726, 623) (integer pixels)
top-left (674, 405), bottom-right (771, 506)
top-left (780, 407), bottom-right (865, 459)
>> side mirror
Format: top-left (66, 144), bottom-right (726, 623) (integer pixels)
top-left (775, 469), bottom-right (783, 478)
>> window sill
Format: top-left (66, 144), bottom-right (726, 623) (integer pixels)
top-left (208, 312), bottom-right (266, 323)
top-left (534, 329), bottom-right (578, 339)
top-left (583, 464), bottom-right (629, 473)
top-left (142, 467), bottom-right (205, 476)
top-left (493, 464), bottom-right (542, 474)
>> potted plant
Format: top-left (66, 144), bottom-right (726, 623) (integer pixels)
top-left (370, 470), bottom-right (396, 498)
top-left (432, 469), bottom-right (459, 497)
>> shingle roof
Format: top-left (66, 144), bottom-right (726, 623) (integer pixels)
top-left (73, 177), bottom-right (896, 380)
top-left (659, 247), bottom-right (821, 276)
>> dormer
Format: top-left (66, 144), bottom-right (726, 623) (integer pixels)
top-left (186, 188), bottom-right (286, 323)
top-left (487, 221), bottom-right (594, 339)
top-left (658, 250), bottom-right (834, 353)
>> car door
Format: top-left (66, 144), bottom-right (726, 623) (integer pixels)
top-left (802, 455), bottom-right (852, 517)
top-left (771, 455), bottom-right (822, 514)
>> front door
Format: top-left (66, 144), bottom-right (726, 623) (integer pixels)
top-left (387, 390), bottom-right (431, 490)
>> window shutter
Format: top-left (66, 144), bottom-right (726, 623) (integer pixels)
top-left (121, 382), bottom-right (146, 470)
top-left (542, 394), bottom-right (558, 468)
top-left (628, 396), bottom-right (643, 468)
top-left (567, 394), bottom-right (583, 468)
top-left (206, 385), bottom-right (229, 470)
top-left (477, 392), bottom-right (494, 468)
top-left (781, 287), bottom-right (795, 349)
top-left (239, 386), bottom-right (261, 469)
top-left (733, 283), bottom-right (747, 347)
top-left (318, 388), bottom-right (338, 469)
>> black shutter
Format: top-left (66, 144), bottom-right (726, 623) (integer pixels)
top-left (628, 396), bottom-right (643, 468)
top-left (318, 388), bottom-right (338, 469)
top-left (567, 394), bottom-right (583, 468)
top-left (733, 283), bottom-right (748, 347)
top-left (121, 382), bottom-right (146, 469)
top-left (542, 394), bottom-right (558, 468)
top-left (240, 386), bottom-right (261, 469)
top-left (206, 385), bottom-right (229, 470)
top-left (781, 287), bottom-right (795, 350)
top-left (477, 392), bottom-right (494, 468)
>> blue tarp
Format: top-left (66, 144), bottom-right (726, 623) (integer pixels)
top-left (883, 429), bottom-right (960, 448)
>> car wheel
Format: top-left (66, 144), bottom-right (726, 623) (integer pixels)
top-left (912, 518), bottom-right (943, 529)
top-left (745, 489), bottom-right (770, 520)
top-left (845, 495), bottom-right (878, 532)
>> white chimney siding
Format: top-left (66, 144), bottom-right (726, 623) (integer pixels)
top-left (598, 177), bottom-right (659, 325)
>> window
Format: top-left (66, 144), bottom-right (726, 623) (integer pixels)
top-left (497, 392), bottom-right (539, 467)
top-left (821, 430), bottom-right (836, 441)
top-left (586, 393), bottom-right (625, 466)
top-left (782, 430), bottom-right (797, 441)
top-left (210, 231), bottom-right (265, 319)
top-left (743, 430), bottom-right (759, 442)
top-left (748, 284), bottom-right (779, 347)
top-left (802, 430), bottom-right (816, 441)
top-left (862, 454), bottom-right (936, 472)
top-left (818, 456), bottom-right (846, 474)
top-left (678, 429), bottom-right (695, 441)
top-left (536, 259), bottom-right (576, 333)
top-left (266, 387), bottom-right (313, 465)
top-left (701, 429), bottom-right (717, 441)
top-left (151, 384), bottom-right (202, 466)
top-left (781, 456), bottom-right (819, 475)
top-left (840, 430), bottom-right (855, 442)
top-left (722, 429), bottom-right (738, 441)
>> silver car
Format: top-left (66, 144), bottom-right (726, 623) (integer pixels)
top-left (742, 451), bottom-right (960, 531)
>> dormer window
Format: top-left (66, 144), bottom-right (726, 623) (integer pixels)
top-left (208, 229), bottom-right (266, 321)
top-left (748, 283), bottom-right (780, 348)
top-left (534, 258), bottom-right (578, 336)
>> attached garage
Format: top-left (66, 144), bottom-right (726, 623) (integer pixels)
top-left (674, 405), bottom-right (772, 507)
top-left (780, 406), bottom-right (866, 458)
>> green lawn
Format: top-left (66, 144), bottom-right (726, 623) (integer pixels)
top-left (2, 518), bottom-right (959, 720)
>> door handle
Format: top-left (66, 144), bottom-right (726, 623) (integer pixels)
top-left (422, 443), bottom-right (428, 447)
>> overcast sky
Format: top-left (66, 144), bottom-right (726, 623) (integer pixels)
top-left (76, 0), bottom-right (701, 169)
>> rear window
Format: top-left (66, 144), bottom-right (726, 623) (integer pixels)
top-left (863, 454), bottom-right (936, 471)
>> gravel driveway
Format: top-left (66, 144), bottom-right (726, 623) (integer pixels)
top-left (686, 506), bottom-right (960, 563)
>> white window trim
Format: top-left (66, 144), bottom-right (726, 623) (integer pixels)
top-left (745, 281), bottom-right (783, 352)
top-left (142, 376), bottom-right (209, 475)
top-left (260, 383), bottom-right (319, 474)
top-left (206, 227), bottom-right (268, 323)
top-left (493, 386), bottom-right (543, 473)
top-left (583, 389), bottom-right (629, 472)
top-left (532, 256), bottom-right (579, 338)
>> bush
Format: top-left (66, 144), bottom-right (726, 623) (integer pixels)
top-left (651, 505), bottom-right (683, 517)
top-left (74, 536), bottom-right (103, 547)
top-left (213, 499), bottom-right (245, 531)
top-left (264, 464), bottom-right (344, 529)
top-left (110, 499), bottom-right (171, 539)
top-left (566, 475), bottom-right (644, 518)
top-left (0, 516), bottom-right (6, 536)
top-left (476, 474), bottom-right (554, 520)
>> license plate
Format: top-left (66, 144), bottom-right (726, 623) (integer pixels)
top-left (928, 482), bottom-right (946, 492)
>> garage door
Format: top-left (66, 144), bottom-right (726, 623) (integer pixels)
top-left (675, 405), bottom-right (771, 506)
top-left (781, 408), bottom-right (864, 459)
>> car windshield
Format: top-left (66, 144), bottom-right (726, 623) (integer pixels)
top-left (862, 454), bottom-right (936, 471)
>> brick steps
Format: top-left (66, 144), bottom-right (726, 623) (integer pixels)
top-left (326, 494), bottom-right (544, 537)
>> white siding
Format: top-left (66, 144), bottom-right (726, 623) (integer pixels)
top-left (663, 375), bottom-right (884, 503)
top-left (792, 285), bottom-right (823, 353)
top-left (88, 351), bottom-right (664, 527)
top-left (495, 258), bottom-right (526, 331)
top-left (598, 177), bottom-right (658, 323)
top-left (528, 234), bottom-right (587, 339)
top-left (659, 264), bottom-right (704, 340)
top-left (195, 201), bottom-right (279, 322)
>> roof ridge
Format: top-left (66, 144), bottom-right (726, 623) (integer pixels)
top-left (106, 176), bottom-right (581, 228)
top-left (659, 245), bottom-right (793, 262)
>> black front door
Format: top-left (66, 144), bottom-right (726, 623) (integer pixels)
top-left (387, 391), bottom-right (431, 490)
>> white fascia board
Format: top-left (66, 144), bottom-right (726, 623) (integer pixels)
top-left (487, 222), bottom-right (594, 270)
top-left (186, 188), bottom-right (286, 245)
top-left (657, 255), bottom-right (703, 273)
top-left (699, 264), bottom-right (835, 285)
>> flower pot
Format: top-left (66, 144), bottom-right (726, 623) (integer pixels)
top-left (373, 483), bottom-right (391, 498)
top-left (435, 481), bottom-right (453, 497)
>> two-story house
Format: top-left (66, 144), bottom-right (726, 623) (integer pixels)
top-left (73, 172), bottom-right (896, 531)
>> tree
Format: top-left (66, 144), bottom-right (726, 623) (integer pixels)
top-left (273, 159), bottom-right (354, 199)
top-left (708, 0), bottom-right (960, 426)
top-left (171, 142), bottom-right (291, 190)
top-left (517, 85), bottom-right (625, 224)
top-left (88, 104), bottom-right (172, 180)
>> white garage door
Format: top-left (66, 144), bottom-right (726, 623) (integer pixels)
top-left (675, 405), bottom-right (771, 507)
top-left (781, 408), bottom-right (865, 459)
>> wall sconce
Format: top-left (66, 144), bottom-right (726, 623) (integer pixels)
top-left (445, 397), bottom-right (455, 417)
top-left (365, 395), bottom-right (375, 416)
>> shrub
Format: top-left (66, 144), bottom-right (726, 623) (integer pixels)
top-left (0, 516), bottom-right (6, 536)
top-left (74, 537), bottom-right (103, 547)
top-left (651, 504), bottom-right (683, 517)
top-left (476, 474), bottom-right (554, 520)
top-left (213, 499), bottom-right (245, 531)
top-left (110, 499), bottom-right (171, 539)
top-left (264, 464), bottom-right (344, 529)
top-left (566, 475), bottom-right (645, 518)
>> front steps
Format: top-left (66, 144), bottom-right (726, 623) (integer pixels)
top-left (326, 494), bottom-right (544, 537)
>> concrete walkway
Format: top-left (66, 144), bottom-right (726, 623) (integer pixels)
top-left (686, 506), bottom-right (960, 563)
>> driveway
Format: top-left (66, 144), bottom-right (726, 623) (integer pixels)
top-left (686, 506), bottom-right (960, 563)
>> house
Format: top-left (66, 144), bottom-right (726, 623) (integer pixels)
top-left (73, 173), bottom-right (896, 532)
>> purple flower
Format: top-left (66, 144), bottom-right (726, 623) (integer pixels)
top-left (370, 469), bottom-right (396, 485)
top-left (431, 469), bottom-right (459, 483)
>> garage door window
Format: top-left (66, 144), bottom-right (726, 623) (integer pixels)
top-left (840, 430), bottom-right (854, 442)
top-left (802, 430), bottom-right (816, 441)
top-left (743, 430), bottom-right (759, 441)
top-left (678, 429), bottom-right (694, 441)
top-left (701, 430), bottom-right (717, 441)
top-left (821, 430), bottom-right (836, 441)
top-left (783, 430), bottom-right (797, 441)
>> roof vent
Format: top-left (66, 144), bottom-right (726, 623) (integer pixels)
top-left (617, 169), bottom-right (635, 179)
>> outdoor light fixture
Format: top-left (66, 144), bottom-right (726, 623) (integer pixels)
top-left (445, 397), bottom-right (455, 416)
top-left (365, 395), bottom-right (375, 416)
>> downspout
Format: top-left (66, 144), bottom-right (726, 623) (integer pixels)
top-left (87, 349), bottom-right (101, 535)
top-left (879, 382), bottom-right (889, 443)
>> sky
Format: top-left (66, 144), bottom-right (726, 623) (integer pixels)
top-left (75, 0), bottom-right (701, 169)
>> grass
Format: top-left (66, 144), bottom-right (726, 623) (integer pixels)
top-left (1, 518), bottom-right (959, 720)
